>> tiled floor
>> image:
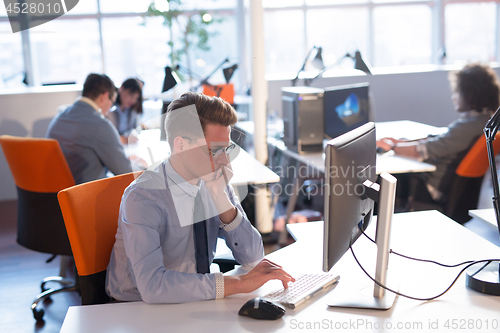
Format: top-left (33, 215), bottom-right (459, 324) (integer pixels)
top-left (0, 200), bottom-right (80, 333)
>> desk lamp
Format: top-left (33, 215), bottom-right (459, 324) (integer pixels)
top-left (223, 64), bottom-right (238, 84)
top-left (466, 107), bottom-right (500, 295)
top-left (306, 50), bottom-right (371, 86)
top-left (162, 66), bottom-right (180, 92)
top-left (170, 61), bottom-right (230, 97)
top-left (193, 58), bottom-right (230, 94)
top-left (291, 46), bottom-right (324, 86)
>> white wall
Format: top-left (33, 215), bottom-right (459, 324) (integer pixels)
top-left (268, 65), bottom-right (500, 127)
top-left (0, 85), bottom-right (81, 201)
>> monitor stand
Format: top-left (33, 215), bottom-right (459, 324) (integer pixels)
top-left (327, 172), bottom-right (398, 310)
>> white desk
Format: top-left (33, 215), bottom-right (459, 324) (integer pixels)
top-left (469, 208), bottom-right (498, 229)
top-left (60, 211), bottom-right (500, 333)
top-left (124, 129), bottom-right (279, 187)
top-left (265, 120), bottom-right (440, 237)
top-left (266, 120), bottom-right (442, 176)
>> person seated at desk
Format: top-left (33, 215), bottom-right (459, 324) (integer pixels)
top-left (106, 78), bottom-right (144, 144)
top-left (47, 73), bottom-right (134, 184)
top-left (377, 63), bottom-right (500, 203)
top-left (106, 92), bottom-right (294, 303)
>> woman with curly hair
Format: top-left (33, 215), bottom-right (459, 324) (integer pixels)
top-left (377, 63), bottom-right (500, 202)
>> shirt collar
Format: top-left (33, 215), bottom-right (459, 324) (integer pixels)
top-left (164, 160), bottom-right (200, 198)
top-left (460, 108), bottom-right (492, 119)
top-left (78, 97), bottom-right (102, 115)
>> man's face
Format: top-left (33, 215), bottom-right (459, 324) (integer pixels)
top-left (182, 123), bottom-right (231, 182)
top-left (100, 91), bottom-right (116, 116)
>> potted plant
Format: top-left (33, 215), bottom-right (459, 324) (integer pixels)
top-left (146, 0), bottom-right (222, 85)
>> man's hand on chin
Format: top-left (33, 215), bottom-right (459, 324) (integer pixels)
top-left (203, 165), bottom-right (236, 223)
top-left (203, 165), bottom-right (232, 192)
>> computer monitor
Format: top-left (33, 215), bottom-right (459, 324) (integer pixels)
top-left (323, 122), bottom-right (398, 310)
top-left (324, 83), bottom-right (370, 140)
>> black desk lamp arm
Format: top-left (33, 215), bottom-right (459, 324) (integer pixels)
top-left (292, 48), bottom-right (318, 86)
top-left (484, 106), bottom-right (500, 236)
top-left (194, 58), bottom-right (229, 91)
top-left (305, 53), bottom-right (350, 86)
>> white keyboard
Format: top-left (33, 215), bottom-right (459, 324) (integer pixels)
top-left (263, 273), bottom-right (340, 309)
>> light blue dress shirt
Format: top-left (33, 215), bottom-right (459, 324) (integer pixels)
top-left (106, 104), bottom-right (140, 136)
top-left (106, 159), bottom-right (265, 303)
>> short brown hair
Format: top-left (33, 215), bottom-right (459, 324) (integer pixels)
top-left (449, 63), bottom-right (500, 112)
top-left (164, 92), bottom-right (238, 148)
top-left (82, 73), bottom-right (116, 101)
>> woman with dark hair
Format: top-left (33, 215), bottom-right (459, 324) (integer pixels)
top-left (107, 78), bottom-right (144, 141)
top-left (377, 63), bottom-right (500, 202)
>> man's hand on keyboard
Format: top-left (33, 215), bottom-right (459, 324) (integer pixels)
top-left (223, 259), bottom-right (295, 297)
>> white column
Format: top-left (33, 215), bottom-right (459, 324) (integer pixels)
top-left (250, 0), bottom-right (273, 234)
top-left (432, 0), bottom-right (445, 64)
top-left (236, 0), bottom-right (248, 96)
top-left (21, 29), bottom-right (36, 86)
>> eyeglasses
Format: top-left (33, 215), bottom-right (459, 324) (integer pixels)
top-left (182, 137), bottom-right (237, 158)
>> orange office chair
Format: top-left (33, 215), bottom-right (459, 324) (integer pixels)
top-left (409, 133), bottom-right (500, 224)
top-left (444, 133), bottom-right (500, 223)
top-left (58, 171), bottom-right (239, 306)
top-left (0, 135), bottom-right (77, 321)
top-left (203, 83), bottom-right (235, 105)
top-left (57, 172), bottom-right (140, 306)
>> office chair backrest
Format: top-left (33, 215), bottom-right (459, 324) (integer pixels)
top-left (445, 133), bottom-right (500, 224)
top-left (456, 133), bottom-right (500, 178)
top-left (202, 83), bottom-right (235, 105)
top-left (0, 135), bottom-right (75, 254)
top-left (58, 171), bottom-right (140, 305)
top-left (0, 135), bottom-right (75, 192)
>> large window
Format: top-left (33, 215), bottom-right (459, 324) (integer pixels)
top-left (373, 5), bottom-right (432, 67)
top-left (262, 0), bottom-right (499, 74)
top-left (101, 16), bottom-right (170, 97)
top-left (306, 8), bottom-right (369, 68)
top-left (445, 2), bottom-right (497, 64)
top-left (30, 18), bottom-right (102, 85)
top-left (1, 0), bottom-right (499, 93)
top-left (0, 21), bottom-right (24, 89)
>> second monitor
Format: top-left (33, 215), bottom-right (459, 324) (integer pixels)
top-left (324, 82), bottom-right (370, 140)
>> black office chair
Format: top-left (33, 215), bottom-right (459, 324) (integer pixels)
top-left (0, 135), bottom-right (78, 321)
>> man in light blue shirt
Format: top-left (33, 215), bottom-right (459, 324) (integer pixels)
top-left (106, 92), bottom-right (294, 303)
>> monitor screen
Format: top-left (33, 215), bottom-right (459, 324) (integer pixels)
top-left (323, 122), bottom-right (376, 272)
top-left (324, 83), bottom-right (370, 140)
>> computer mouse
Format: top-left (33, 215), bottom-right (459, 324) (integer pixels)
top-left (238, 297), bottom-right (286, 320)
top-left (376, 146), bottom-right (388, 154)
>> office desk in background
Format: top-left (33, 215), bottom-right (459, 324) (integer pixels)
top-left (257, 120), bottom-right (445, 235)
top-left (60, 210), bottom-right (500, 333)
top-left (469, 208), bottom-right (498, 229)
top-left (123, 129), bottom-right (280, 187)
top-left (237, 120), bottom-right (447, 175)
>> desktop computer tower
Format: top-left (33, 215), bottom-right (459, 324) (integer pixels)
top-left (282, 86), bottom-right (324, 154)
